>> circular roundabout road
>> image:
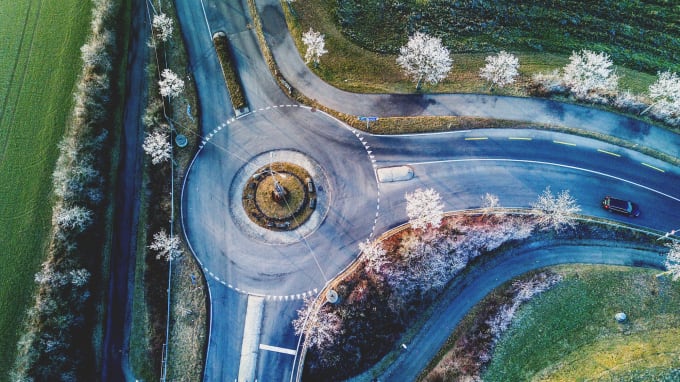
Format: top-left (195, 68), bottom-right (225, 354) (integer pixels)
top-left (181, 105), bottom-right (378, 298)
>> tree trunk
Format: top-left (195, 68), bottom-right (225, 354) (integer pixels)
top-left (416, 76), bottom-right (423, 91)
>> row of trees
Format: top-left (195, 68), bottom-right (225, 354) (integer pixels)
top-left (296, 184), bottom-right (679, 379)
top-left (301, 29), bottom-right (680, 126)
top-left (144, 10), bottom-right (186, 261)
top-left (294, 187), bottom-right (580, 379)
top-left (11, 0), bottom-right (120, 380)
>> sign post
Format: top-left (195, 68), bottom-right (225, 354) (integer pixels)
top-left (358, 116), bottom-right (379, 130)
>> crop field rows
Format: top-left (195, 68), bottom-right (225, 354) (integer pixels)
top-left (0, 0), bottom-right (90, 375)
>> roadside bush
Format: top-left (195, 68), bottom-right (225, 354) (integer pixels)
top-left (614, 91), bottom-right (648, 115)
top-left (299, 214), bottom-right (537, 381)
top-left (213, 34), bottom-right (247, 109)
top-left (11, 0), bottom-right (120, 379)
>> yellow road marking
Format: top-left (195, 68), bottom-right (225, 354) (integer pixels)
top-left (641, 162), bottom-right (665, 173)
top-left (508, 137), bottom-right (532, 141)
top-left (553, 140), bottom-right (576, 146)
top-left (465, 137), bottom-right (488, 141)
top-left (597, 149), bottom-right (621, 157)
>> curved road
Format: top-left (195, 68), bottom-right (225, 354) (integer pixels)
top-left (257, 0), bottom-right (680, 159)
top-left (172, 1), bottom-right (680, 381)
top-left (376, 243), bottom-right (668, 381)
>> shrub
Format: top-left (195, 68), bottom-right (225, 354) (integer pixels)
top-left (11, 0), bottom-right (119, 379)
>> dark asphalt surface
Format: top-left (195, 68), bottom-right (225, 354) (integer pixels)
top-left (170, 1), bottom-right (680, 381)
top-left (101, 0), bottom-right (148, 380)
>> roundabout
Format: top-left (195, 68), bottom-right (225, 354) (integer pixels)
top-left (181, 106), bottom-right (379, 297)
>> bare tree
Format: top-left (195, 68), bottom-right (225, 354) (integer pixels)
top-left (644, 71), bottom-right (680, 119)
top-left (158, 68), bottom-right (185, 99)
top-left (531, 187), bottom-right (581, 231)
top-left (142, 130), bottom-right (171, 165)
top-left (405, 188), bottom-right (445, 231)
top-left (55, 205), bottom-right (94, 232)
top-left (302, 28), bottom-right (328, 67)
top-left (479, 51), bottom-right (519, 88)
top-left (396, 32), bottom-right (452, 90)
top-left (562, 50), bottom-right (618, 99)
top-left (149, 229), bottom-right (183, 261)
top-left (665, 241), bottom-right (680, 281)
top-left (152, 13), bottom-right (174, 42)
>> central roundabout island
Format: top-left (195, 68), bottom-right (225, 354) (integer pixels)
top-left (243, 162), bottom-right (316, 231)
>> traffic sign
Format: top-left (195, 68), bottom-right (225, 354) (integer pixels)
top-left (358, 116), bottom-right (379, 122)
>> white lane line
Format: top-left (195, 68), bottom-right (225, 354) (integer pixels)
top-left (642, 162), bottom-right (665, 173)
top-left (405, 158), bottom-right (680, 202)
top-left (377, 130), bottom-right (471, 137)
top-left (508, 137), bottom-right (532, 141)
top-left (597, 149), bottom-right (621, 157)
top-left (553, 140), bottom-right (576, 146)
top-left (198, 0), bottom-right (212, 37)
top-left (259, 344), bottom-right (297, 355)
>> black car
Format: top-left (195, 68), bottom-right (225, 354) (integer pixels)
top-left (602, 196), bottom-right (640, 217)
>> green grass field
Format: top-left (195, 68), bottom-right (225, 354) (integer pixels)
top-left (287, 0), bottom-right (662, 95)
top-left (483, 266), bottom-right (680, 381)
top-left (0, 0), bottom-right (91, 376)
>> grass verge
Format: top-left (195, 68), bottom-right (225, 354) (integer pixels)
top-left (129, 0), bottom-right (207, 380)
top-left (0, 0), bottom-right (91, 376)
top-left (214, 34), bottom-right (248, 110)
top-left (483, 265), bottom-right (680, 381)
top-left (287, 0), bottom-right (665, 95)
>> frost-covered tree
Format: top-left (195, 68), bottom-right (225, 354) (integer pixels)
top-left (480, 193), bottom-right (500, 216)
top-left (405, 188), bottom-right (444, 230)
top-left (562, 50), bottom-right (618, 99)
top-left (293, 297), bottom-right (342, 350)
top-left (531, 187), bottom-right (581, 231)
top-left (479, 51), bottom-right (519, 88)
top-left (142, 130), bottom-right (171, 165)
top-left (149, 229), bottom-right (182, 261)
top-left (68, 269), bottom-right (91, 287)
top-left (665, 241), bottom-right (680, 281)
top-left (158, 68), bottom-right (185, 99)
top-left (302, 28), bottom-right (328, 67)
top-left (80, 30), bottom-right (113, 71)
top-left (645, 71), bottom-right (680, 119)
top-left (152, 13), bottom-right (174, 42)
top-left (359, 239), bottom-right (388, 274)
top-left (396, 32), bottom-right (452, 90)
top-left (55, 205), bottom-right (94, 232)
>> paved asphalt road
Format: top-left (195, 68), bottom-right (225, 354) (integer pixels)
top-left (101, 0), bottom-right (148, 379)
top-left (169, 1), bottom-right (680, 381)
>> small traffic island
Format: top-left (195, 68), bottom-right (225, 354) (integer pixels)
top-left (242, 162), bottom-right (316, 231)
